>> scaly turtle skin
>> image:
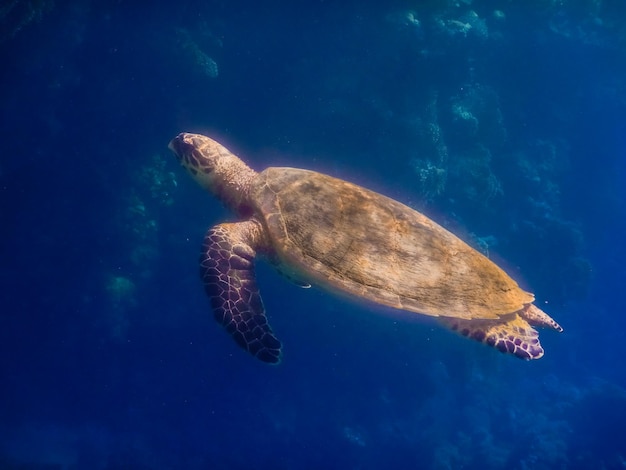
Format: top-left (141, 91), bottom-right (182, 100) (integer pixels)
top-left (169, 132), bottom-right (562, 364)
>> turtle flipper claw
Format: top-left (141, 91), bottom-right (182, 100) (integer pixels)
top-left (200, 221), bottom-right (282, 364)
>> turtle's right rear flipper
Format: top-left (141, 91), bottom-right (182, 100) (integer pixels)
top-left (520, 304), bottom-right (563, 332)
top-left (200, 221), bottom-right (282, 364)
top-left (441, 314), bottom-right (545, 360)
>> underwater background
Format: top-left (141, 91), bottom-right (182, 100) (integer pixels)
top-left (1, 1), bottom-right (625, 468)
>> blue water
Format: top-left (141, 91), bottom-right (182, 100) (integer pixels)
top-left (1, 2), bottom-right (625, 469)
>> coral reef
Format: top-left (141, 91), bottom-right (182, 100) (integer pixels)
top-left (434, 10), bottom-right (489, 40)
top-left (100, 153), bottom-right (178, 340)
top-left (175, 27), bottom-right (220, 79)
top-left (408, 92), bottom-right (449, 201)
top-left (121, 154), bottom-right (177, 273)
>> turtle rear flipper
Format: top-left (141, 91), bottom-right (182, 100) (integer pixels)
top-left (520, 304), bottom-right (563, 332)
top-left (200, 221), bottom-right (282, 363)
top-left (442, 314), bottom-right (544, 360)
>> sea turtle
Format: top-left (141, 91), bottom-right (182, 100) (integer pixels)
top-left (169, 132), bottom-right (563, 364)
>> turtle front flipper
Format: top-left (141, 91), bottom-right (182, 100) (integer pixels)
top-left (441, 313), bottom-right (545, 360)
top-left (200, 221), bottom-right (282, 364)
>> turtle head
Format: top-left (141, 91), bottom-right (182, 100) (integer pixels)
top-left (169, 133), bottom-right (258, 214)
top-left (169, 133), bottom-right (230, 187)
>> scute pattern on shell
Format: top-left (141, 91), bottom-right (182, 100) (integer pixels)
top-left (251, 167), bottom-right (534, 321)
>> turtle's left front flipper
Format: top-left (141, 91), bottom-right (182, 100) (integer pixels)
top-left (200, 220), bottom-right (282, 364)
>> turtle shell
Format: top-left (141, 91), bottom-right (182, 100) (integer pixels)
top-left (249, 167), bottom-right (534, 320)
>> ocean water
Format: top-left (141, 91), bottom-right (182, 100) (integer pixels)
top-left (1, 1), bottom-right (625, 469)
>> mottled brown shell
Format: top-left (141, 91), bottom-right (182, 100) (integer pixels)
top-left (249, 167), bottom-right (534, 320)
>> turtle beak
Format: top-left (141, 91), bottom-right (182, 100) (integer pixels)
top-left (169, 133), bottom-right (205, 178)
top-left (168, 133), bottom-right (187, 162)
top-left (169, 133), bottom-right (202, 165)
